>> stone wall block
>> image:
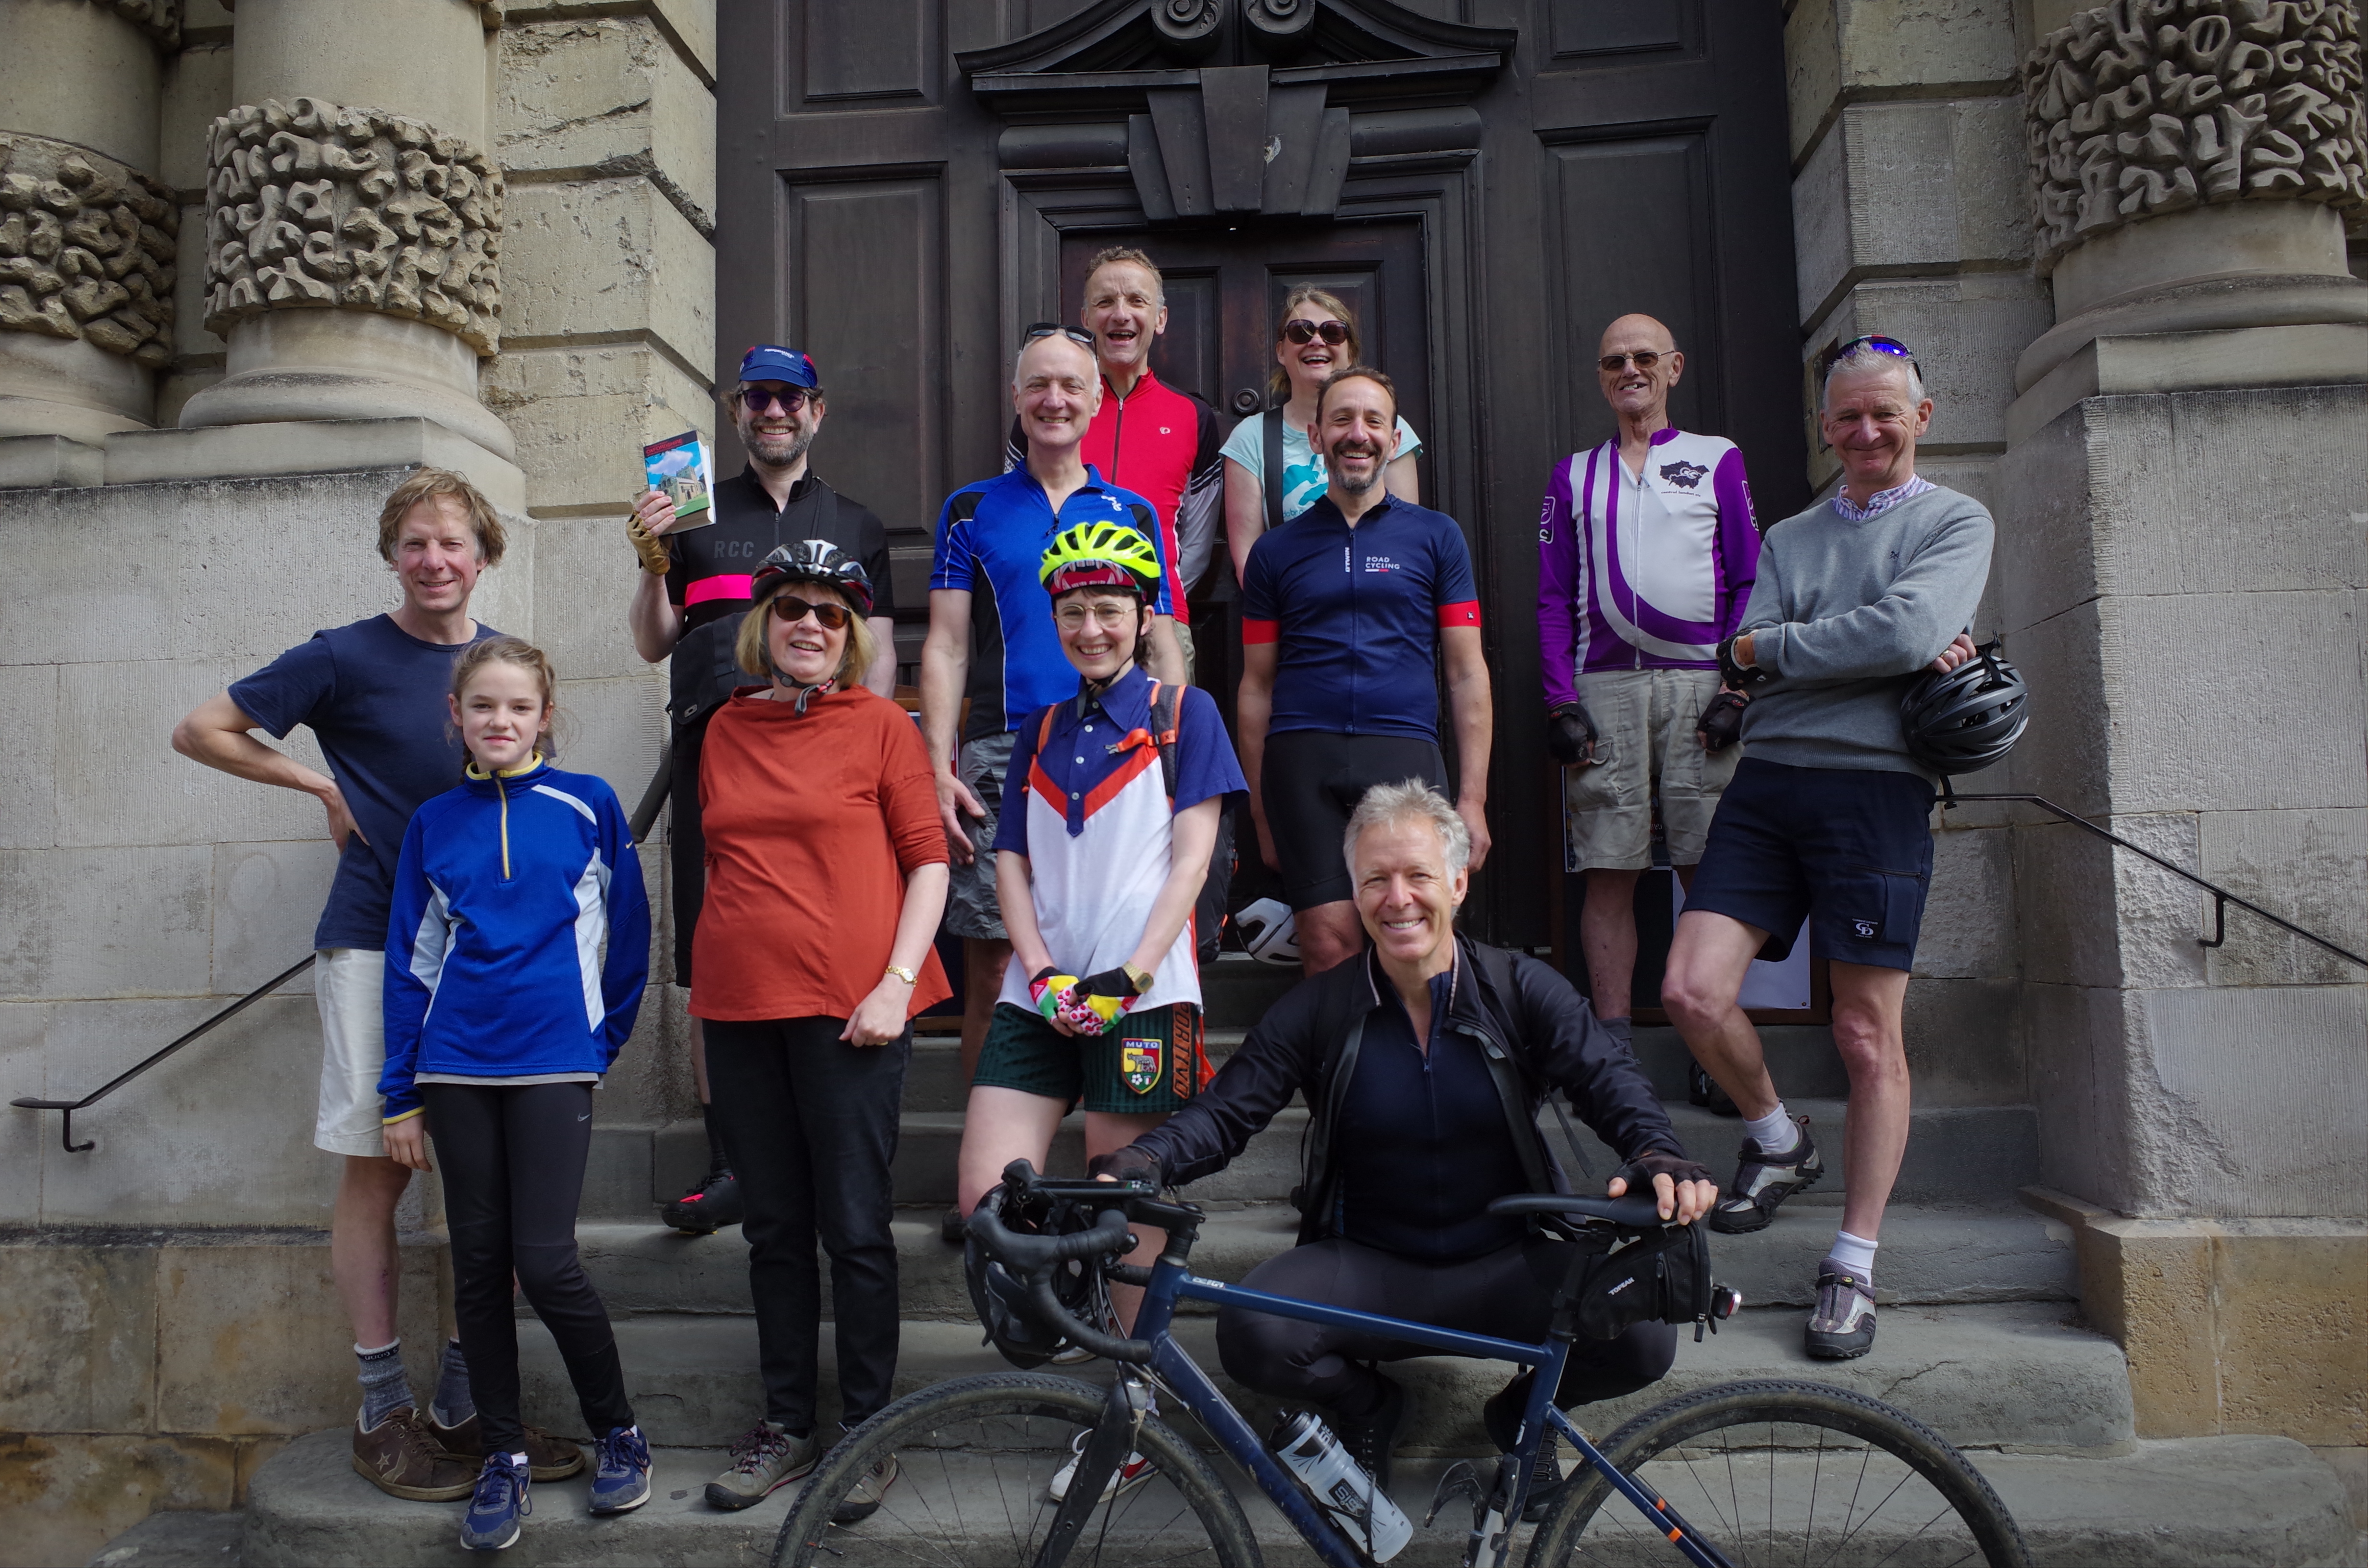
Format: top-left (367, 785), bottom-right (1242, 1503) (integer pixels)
top-left (0, 664), bottom-right (59, 851)
top-left (2197, 808), bottom-right (2368, 987)
top-left (2099, 589), bottom-right (2365, 812)
top-left (2026, 981), bottom-right (2140, 1213)
top-left (480, 343), bottom-right (715, 514)
top-left (1901, 974), bottom-right (2028, 1103)
top-left (154, 1236), bottom-right (448, 1433)
top-left (2133, 983), bottom-right (2368, 1217)
top-left (167, 205), bottom-right (223, 366)
top-left (0, 1240), bottom-right (157, 1432)
top-left (2087, 388), bottom-right (2368, 600)
top-left (0, 135), bottom-right (179, 369)
top-left (159, 44), bottom-right (234, 196)
top-left (0, 846), bottom-right (212, 1002)
top-left (1918, 821), bottom-right (2016, 979)
top-left (2209, 1221), bottom-right (2368, 1443)
top-left (36, 997), bottom-right (326, 1225)
top-left (56, 657), bottom-right (293, 851)
top-left (551, 672), bottom-right (664, 808)
top-left (533, 506), bottom-right (685, 676)
top-left (201, 99), bottom-right (506, 355)
top-left (0, 1432), bottom-right (239, 1568)
top-left (2010, 810), bottom-right (2203, 988)
top-left (1785, 0), bottom-right (2021, 161)
top-left (1991, 398), bottom-right (2104, 635)
top-left (2086, 1217), bottom-right (2221, 1434)
top-left (505, 0), bottom-right (718, 84)
top-left (499, 17), bottom-right (717, 225)
top-left (501, 178), bottom-right (712, 370)
top-left (0, 1004), bottom-right (49, 1219)
top-left (210, 841), bottom-right (338, 994)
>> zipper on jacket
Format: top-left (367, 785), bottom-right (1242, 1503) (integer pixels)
top-left (495, 773), bottom-right (512, 880)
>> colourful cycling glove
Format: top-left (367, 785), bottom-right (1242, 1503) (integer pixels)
top-left (1030, 968), bottom-right (1081, 1026)
top-left (1053, 965), bottom-right (1151, 1037)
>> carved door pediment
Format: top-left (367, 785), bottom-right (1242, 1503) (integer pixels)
top-left (958, 0), bottom-right (1514, 219)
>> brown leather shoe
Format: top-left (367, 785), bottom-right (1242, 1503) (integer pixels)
top-left (351, 1408), bottom-right (477, 1501)
top-left (429, 1410), bottom-right (587, 1481)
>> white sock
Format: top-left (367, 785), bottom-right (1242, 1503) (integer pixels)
top-left (1742, 1103), bottom-right (1799, 1156)
top-left (509, 1450), bottom-right (530, 1466)
top-left (1827, 1230), bottom-right (1878, 1285)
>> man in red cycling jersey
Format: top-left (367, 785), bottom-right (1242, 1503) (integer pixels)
top-left (1005, 247), bottom-right (1224, 677)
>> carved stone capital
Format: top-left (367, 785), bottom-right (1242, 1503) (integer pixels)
top-left (0, 134), bottom-right (178, 368)
top-left (202, 98), bottom-right (505, 356)
top-left (96, 0), bottom-right (181, 49)
top-left (2025, 0), bottom-right (2368, 276)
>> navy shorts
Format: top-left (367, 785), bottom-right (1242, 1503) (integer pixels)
top-left (1683, 758), bottom-right (1937, 971)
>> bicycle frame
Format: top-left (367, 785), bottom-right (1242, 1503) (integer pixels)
top-left (1119, 1248), bottom-right (1731, 1568)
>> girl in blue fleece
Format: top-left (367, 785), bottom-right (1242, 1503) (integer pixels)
top-left (378, 637), bottom-right (652, 1551)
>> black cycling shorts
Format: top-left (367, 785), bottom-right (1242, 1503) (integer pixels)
top-left (1683, 757), bottom-right (1937, 970)
top-left (1261, 730), bottom-right (1447, 910)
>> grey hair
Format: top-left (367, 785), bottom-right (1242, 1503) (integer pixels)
top-left (1821, 342), bottom-right (1924, 408)
top-left (1012, 332), bottom-right (1098, 391)
top-left (1343, 779), bottom-right (1471, 879)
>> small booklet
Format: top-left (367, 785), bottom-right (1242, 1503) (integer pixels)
top-left (642, 430), bottom-right (714, 525)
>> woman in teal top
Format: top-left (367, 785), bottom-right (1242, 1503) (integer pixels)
top-left (1221, 284), bottom-right (1423, 581)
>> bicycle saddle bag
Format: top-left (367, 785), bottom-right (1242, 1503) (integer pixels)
top-left (1562, 1222), bottom-right (1718, 1341)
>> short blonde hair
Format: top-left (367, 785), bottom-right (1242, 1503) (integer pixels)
top-left (377, 467), bottom-right (506, 567)
top-left (735, 583), bottom-right (877, 689)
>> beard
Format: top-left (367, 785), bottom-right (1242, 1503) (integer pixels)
top-left (1328, 443), bottom-right (1384, 496)
top-left (746, 422), bottom-right (817, 469)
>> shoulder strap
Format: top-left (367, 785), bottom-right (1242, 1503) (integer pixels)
top-left (1470, 942), bottom-right (1600, 1182)
top-left (1261, 410), bottom-right (1284, 535)
top-left (1146, 679), bottom-right (1180, 799)
top-left (1037, 703), bottom-right (1054, 754)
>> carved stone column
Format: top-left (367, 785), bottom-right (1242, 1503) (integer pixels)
top-left (175, 0), bottom-right (515, 458)
top-left (0, 0), bottom-right (178, 444)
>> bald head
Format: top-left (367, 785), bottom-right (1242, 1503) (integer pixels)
top-left (1598, 313), bottom-right (1683, 428)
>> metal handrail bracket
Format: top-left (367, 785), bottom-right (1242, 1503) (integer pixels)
top-left (11, 954), bottom-right (319, 1153)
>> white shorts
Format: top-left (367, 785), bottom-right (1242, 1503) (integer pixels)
top-left (314, 947), bottom-right (390, 1158)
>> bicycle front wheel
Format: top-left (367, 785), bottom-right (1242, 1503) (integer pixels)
top-left (772, 1370), bottom-right (1260, 1568)
top-left (1527, 1379), bottom-right (2032, 1568)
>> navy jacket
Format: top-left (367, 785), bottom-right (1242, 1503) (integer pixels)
top-left (1132, 934), bottom-right (1685, 1246)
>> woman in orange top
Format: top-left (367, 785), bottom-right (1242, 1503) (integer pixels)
top-left (691, 540), bottom-right (948, 1514)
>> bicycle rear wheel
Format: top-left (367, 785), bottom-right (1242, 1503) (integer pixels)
top-left (1526, 1379), bottom-right (2032, 1568)
top-left (772, 1370), bottom-right (1260, 1568)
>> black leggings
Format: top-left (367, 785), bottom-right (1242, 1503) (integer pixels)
top-left (422, 1081), bottom-right (634, 1451)
top-left (1217, 1235), bottom-right (1677, 1423)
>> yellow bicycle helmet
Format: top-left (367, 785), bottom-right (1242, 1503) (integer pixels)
top-left (1039, 520), bottom-right (1162, 599)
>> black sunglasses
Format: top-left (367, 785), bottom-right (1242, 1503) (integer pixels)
top-left (739, 384), bottom-right (814, 415)
top-left (1024, 322), bottom-right (1098, 351)
top-left (1282, 318), bottom-right (1350, 346)
top-left (1818, 334), bottom-right (1920, 379)
top-left (767, 594), bottom-right (851, 631)
top-left (1599, 350), bottom-right (1666, 373)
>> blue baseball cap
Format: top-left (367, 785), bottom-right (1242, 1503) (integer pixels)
top-left (738, 344), bottom-right (819, 388)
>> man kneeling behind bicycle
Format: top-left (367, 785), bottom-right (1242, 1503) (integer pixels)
top-left (1094, 781), bottom-right (1715, 1502)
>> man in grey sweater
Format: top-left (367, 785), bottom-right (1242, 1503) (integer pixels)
top-left (1660, 336), bottom-right (1991, 1360)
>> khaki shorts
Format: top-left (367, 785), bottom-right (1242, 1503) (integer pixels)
top-left (314, 946), bottom-right (390, 1157)
top-left (1562, 668), bottom-right (1738, 872)
top-left (942, 731), bottom-right (1016, 941)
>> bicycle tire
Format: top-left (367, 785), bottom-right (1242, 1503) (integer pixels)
top-left (771, 1369), bottom-right (1263, 1568)
top-left (1525, 1378), bottom-right (2033, 1568)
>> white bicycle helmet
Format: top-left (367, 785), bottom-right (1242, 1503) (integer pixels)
top-left (1233, 897), bottom-right (1301, 967)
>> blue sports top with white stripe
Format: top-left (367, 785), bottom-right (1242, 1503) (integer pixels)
top-left (377, 756), bottom-right (651, 1122)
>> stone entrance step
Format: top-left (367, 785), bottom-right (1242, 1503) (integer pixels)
top-left (555, 1203), bottom-right (2075, 1322)
top-left (230, 1423), bottom-right (2359, 1568)
top-left (891, 1105), bottom-right (1308, 1206)
top-left (511, 1303), bottom-right (2133, 1455)
top-left (1568, 1098), bottom-right (2041, 1207)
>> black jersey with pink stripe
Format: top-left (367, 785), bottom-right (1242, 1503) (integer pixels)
top-left (663, 468), bottom-right (894, 631)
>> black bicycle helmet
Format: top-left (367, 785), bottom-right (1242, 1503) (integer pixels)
top-left (960, 1180), bottom-right (1118, 1370)
top-left (749, 537), bottom-right (874, 616)
top-left (1901, 640), bottom-right (2028, 775)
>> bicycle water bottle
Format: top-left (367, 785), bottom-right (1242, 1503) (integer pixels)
top-left (1270, 1410), bottom-right (1413, 1562)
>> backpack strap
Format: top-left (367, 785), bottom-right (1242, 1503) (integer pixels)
top-left (1260, 409), bottom-right (1285, 534)
top-left (1145, 679), bottom-right (1181, 801)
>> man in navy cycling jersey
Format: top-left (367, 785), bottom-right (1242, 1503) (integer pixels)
top-left (922, 328), bottom-right (1186, 1237)
top-left (1237, 365), bottom-right (1493, 974)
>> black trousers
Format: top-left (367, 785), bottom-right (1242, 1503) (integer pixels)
top-left (1217, 1235), bottom-right (1677, 1424)
top-left (703, 1018), bottom-right (908, 1433)
top-left (422, 1081), bottom-right (634, 1451)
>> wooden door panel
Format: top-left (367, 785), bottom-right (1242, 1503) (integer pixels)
top-left (783, 177), bottom-right (946, 536)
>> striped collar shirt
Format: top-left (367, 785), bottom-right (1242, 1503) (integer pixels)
top-left (1830, 473), bottom-right (1935, 522)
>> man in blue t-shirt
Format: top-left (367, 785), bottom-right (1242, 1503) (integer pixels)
top-left (920, 328), bottom-right (1185, 1239)
top-left (171, 467), bottom-right (514, 1498)
top-left (1238, 366), bottom-right (1494, 975)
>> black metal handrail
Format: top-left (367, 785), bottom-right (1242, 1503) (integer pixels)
top-left (11, 954), bottom-right (318, 1153)
top-left (1942, 787), bottom-right (2368, 969)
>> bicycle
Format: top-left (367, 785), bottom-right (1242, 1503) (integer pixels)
top-left (774, 1161), bottom-right (2033, 1567)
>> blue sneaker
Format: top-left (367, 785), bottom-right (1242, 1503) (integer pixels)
top-left (589, 1425), bottom-right (653, 1515)
top-left (459, 1452), bottom-right (530, 1551)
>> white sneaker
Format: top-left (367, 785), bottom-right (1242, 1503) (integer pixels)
top-left (1048, 1430), bottom-right (1155, 1504)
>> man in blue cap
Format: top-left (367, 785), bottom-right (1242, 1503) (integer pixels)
top-left (626, 345), bottom-right (900, 1236)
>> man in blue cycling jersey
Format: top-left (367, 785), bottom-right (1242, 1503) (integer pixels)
top-left (1236, 366), bottom-right (1493, 974)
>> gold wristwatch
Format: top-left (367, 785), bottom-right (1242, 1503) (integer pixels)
top-left (883, 963), bottom-right (918, 985)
